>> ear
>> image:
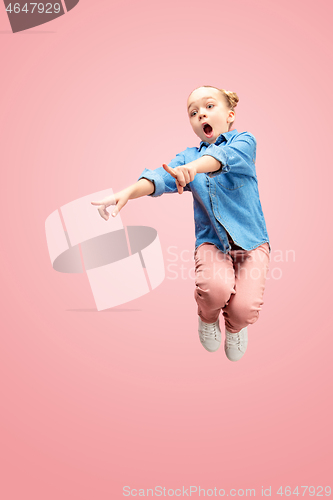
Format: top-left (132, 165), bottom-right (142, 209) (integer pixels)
top-left (228, 110), bottom-right (235, 124)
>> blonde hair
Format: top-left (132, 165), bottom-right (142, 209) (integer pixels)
top-left (190, 85), bottom-right (239, 130)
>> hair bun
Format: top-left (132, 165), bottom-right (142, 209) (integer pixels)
top-left (220, 89), bottom-right (239, 109)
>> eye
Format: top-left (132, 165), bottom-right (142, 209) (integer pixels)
top-left (190, 110), bottom-right (197, 117)
top-left (207, 104), bottom-right (214, 109)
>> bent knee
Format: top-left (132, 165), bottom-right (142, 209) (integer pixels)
top-left (195, 281), bottom-right (235, 306)
top-left (228, 303), bottom-right (262, 326)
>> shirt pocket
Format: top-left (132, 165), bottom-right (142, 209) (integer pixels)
top-left (215, 173), bottom-right (244, 190)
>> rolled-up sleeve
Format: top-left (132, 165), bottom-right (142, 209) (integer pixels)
top-left (137, 151), bottom-right (191, 197)
top-left (201, 132), bottom-right (257, 178)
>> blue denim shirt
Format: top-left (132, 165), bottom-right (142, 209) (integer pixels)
top-left (137, 129), bottom-right (271, 255)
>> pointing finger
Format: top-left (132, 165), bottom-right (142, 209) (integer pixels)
top-left (162, 163), bottom-right (175, 176)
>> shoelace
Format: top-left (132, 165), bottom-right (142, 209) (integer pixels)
top-left (200, 322), bottom-right (220, 341)
top-left (225, 330), bottom-right (243, 350)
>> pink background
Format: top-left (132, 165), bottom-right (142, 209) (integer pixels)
top-left (1, 0), bottom-right (332, 498)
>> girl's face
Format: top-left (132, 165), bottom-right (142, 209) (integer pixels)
top-left (187, 87), bottom-right (235, 144)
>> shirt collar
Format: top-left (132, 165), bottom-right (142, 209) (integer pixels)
top-left (198, 129), bottom-right (238, 151)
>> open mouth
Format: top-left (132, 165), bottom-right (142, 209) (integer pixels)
top-left (203, 123), bottom-right (213, 137)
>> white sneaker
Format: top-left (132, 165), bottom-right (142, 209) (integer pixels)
top-left (224, 327), bottom-right (248, 361)
top-left (198, 317), bottom-right (222, 352)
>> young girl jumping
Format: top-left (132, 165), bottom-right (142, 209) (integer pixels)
top-left (91, 85), bottom-right (271, 362)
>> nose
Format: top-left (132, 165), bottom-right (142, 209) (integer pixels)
top-left (198, 109), bottom-right (207, 120)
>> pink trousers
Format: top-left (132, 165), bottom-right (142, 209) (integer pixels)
top-left (194, 242), bottom-right (270, 333)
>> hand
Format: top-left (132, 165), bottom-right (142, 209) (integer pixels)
top-left (91, 189), bottom-right (130, 220)
top-left (162, 163), bottom-right (197, 194)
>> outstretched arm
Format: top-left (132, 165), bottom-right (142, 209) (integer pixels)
top-left (91, 178), bottom-right (154, 220)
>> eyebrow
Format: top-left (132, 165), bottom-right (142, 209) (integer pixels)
top-left (188, 96), bottom-right (216, 111)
